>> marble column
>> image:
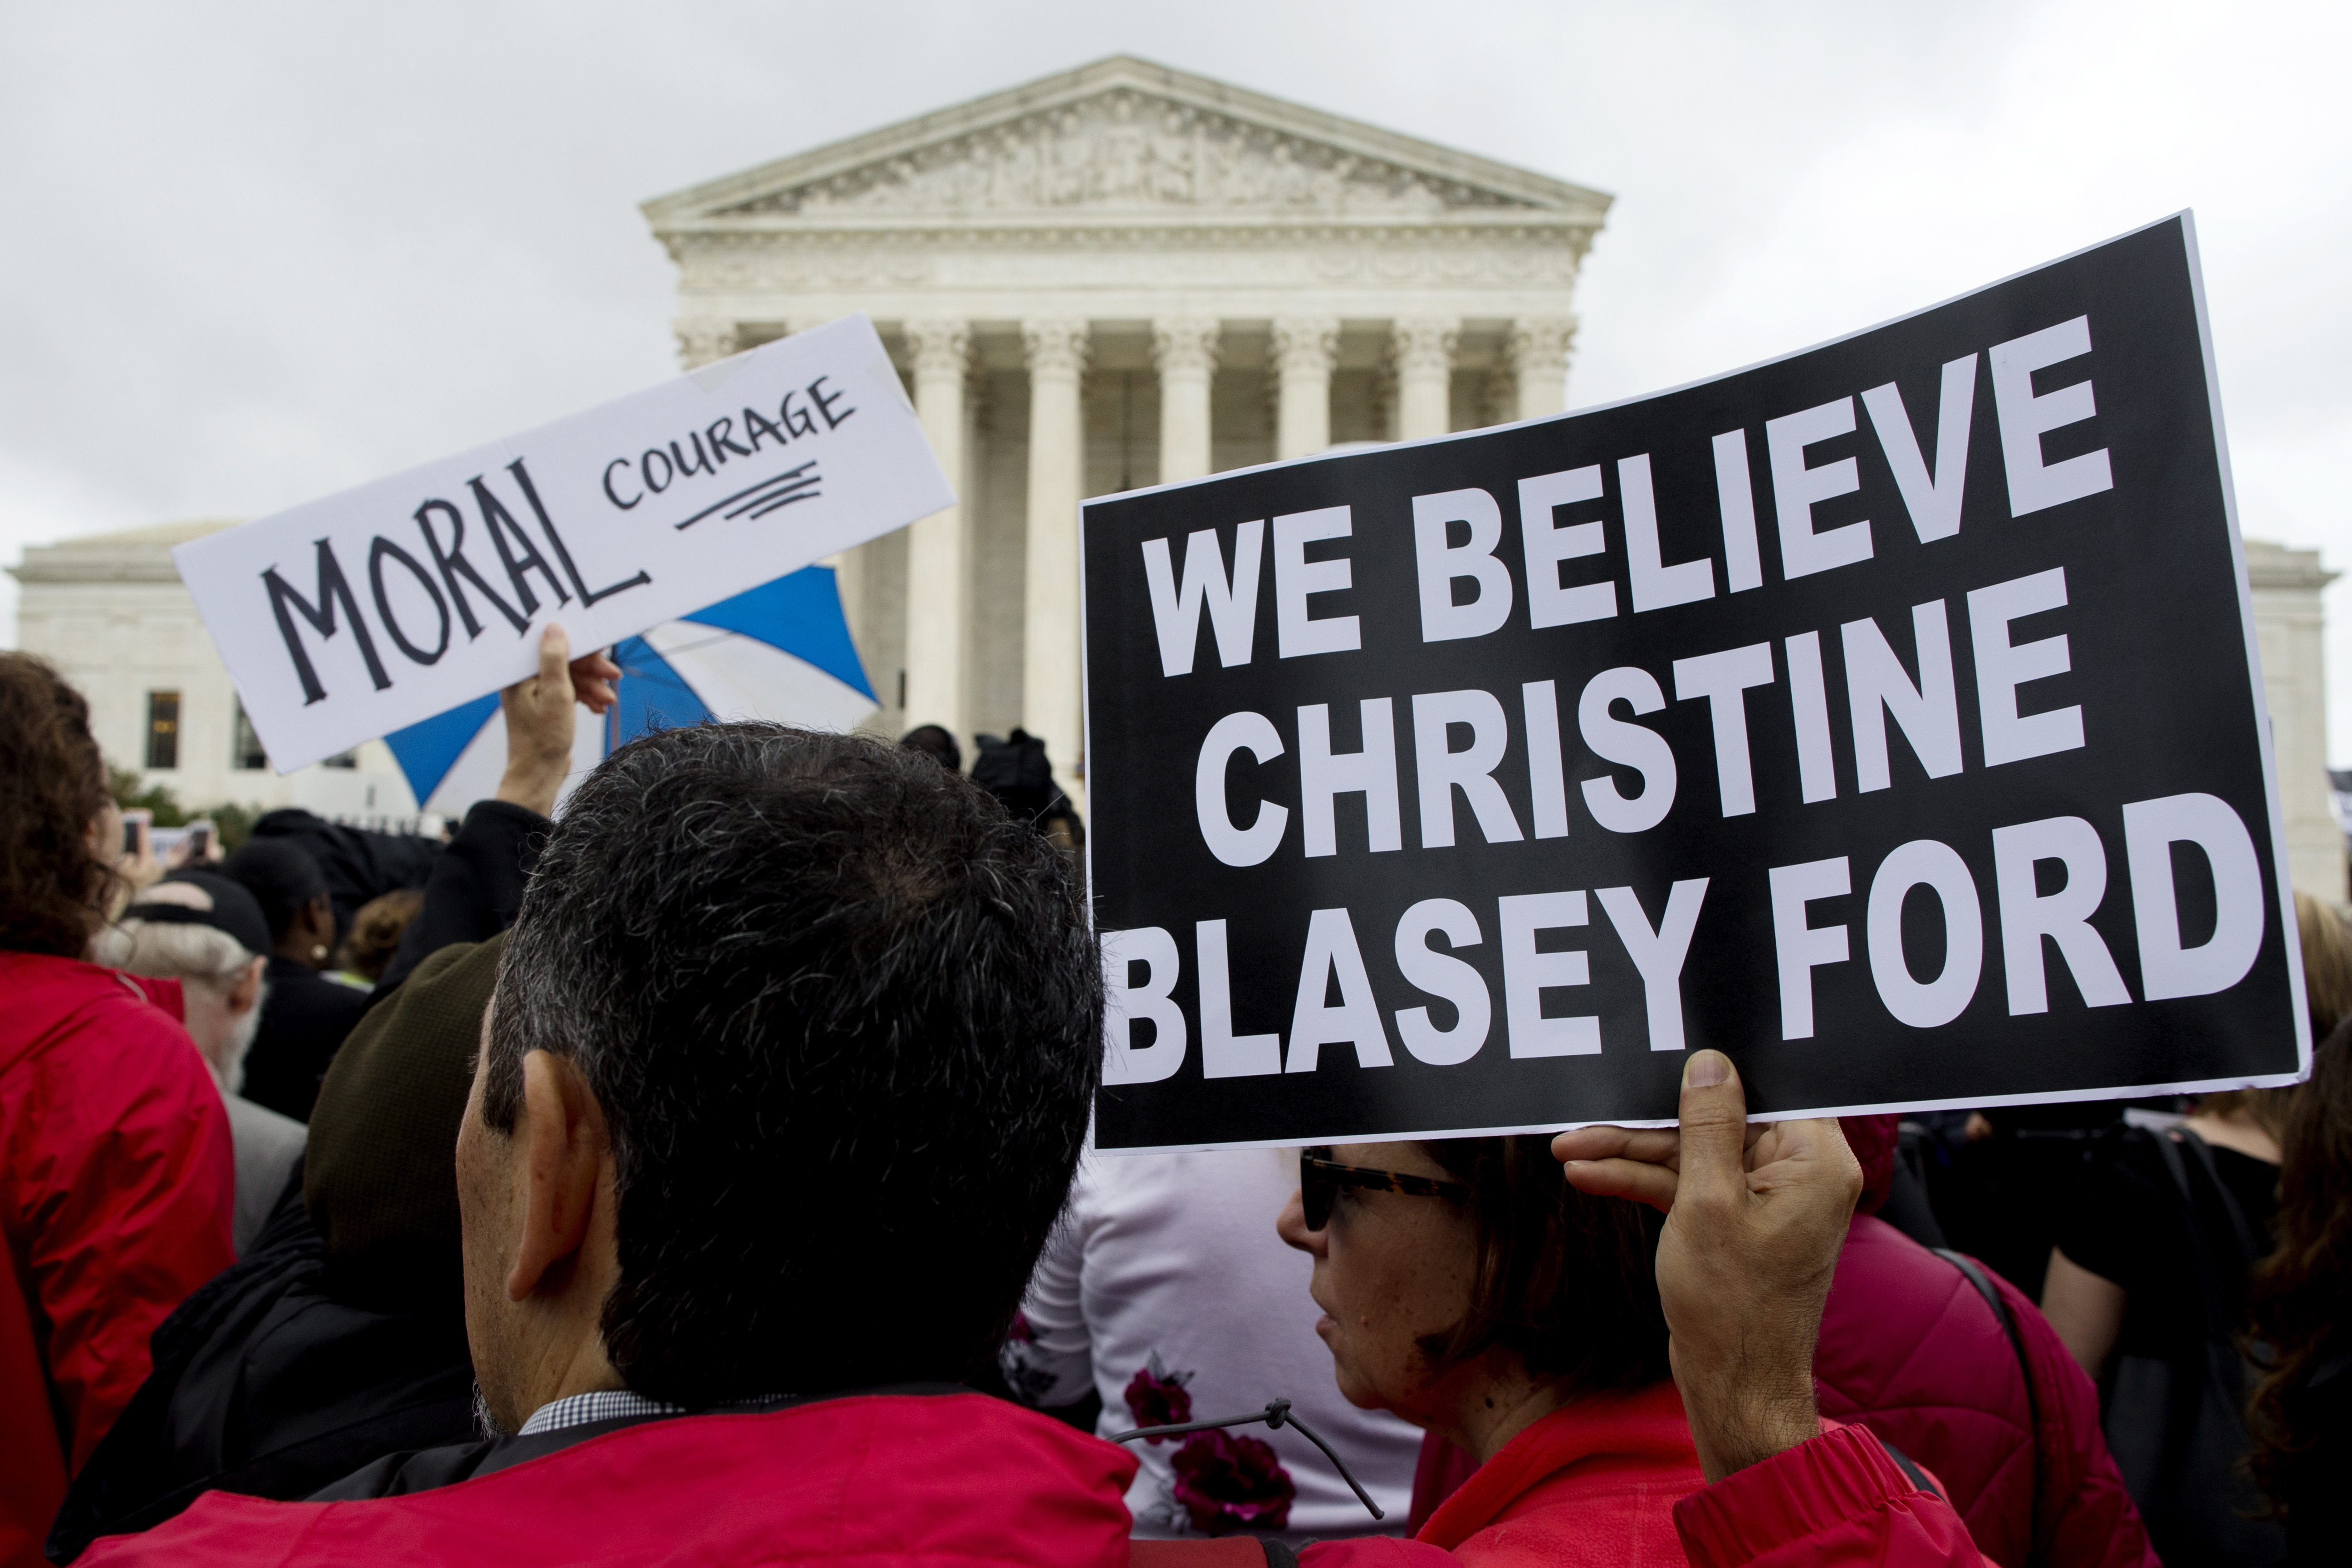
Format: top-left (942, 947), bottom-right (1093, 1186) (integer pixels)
top-left (787, 319), bottom-right (867, 669)
top-left (673, 319), bottom-right (740, 370)
top-left (1022, 319), bottom-right (1091, 794)
top-left (1505, 318), bottom-right (1578, 422)
top-left (902, 319), bottom-right (972, 742)
top-left (1391, 318), bottom-right (1459, 441)
top-left (1271, 315), bottom-right (1340, 460)
top-left (1152, 318), bottom-right (1220, 485)
top-left (2246, 540), bottom-right (2345, 897)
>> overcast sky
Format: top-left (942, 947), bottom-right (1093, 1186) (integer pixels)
top-left (5, 0), bottom-right (2347, 752)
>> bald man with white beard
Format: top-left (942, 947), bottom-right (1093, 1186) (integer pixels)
top-left (100, 873), bottom-right (307, 1254)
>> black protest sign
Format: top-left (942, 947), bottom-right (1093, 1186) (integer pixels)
top-left (1082, 214), bottom-right (2307, 1152)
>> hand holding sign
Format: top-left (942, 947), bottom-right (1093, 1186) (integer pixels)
top-left (1556, 1050), bottom-right (1859, 1482)
top-left (494, 625), bottom-right (620, 820)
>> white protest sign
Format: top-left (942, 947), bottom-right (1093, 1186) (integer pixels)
top-left (176, 314), bottom-right (948, 772)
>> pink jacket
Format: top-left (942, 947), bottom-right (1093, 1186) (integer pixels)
top-left (1819, 1119), bottom-right (2155, 1568)
top-left (1817, 1217), bottom-right (2154, 1568)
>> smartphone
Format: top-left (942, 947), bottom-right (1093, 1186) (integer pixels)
top-left (185, 820), bottom-right (215, 860)
top-left (122, 808), bottom-right (152, 857)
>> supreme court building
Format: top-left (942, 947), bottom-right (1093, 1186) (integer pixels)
top-left (16, 55), bottom-right (2341, 896)
top-left (641, 56), bottom-right (1611, 802)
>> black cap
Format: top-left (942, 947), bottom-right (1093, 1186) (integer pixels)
top-left (125, 871), bottom-right (273, 960)
top-left (221, 838), bottom-right (328, 942)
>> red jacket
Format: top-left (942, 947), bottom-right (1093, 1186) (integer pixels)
top-left (79, 1395), bottom-right (1138, 1566)
top-left (2, 952), bottom-right (236, 1568)
top-left (1415, 1381), bottom-right (1701, 1565)
top-left (77, 1387), bottom-right (1987, 1567)
top-left (1411, 1217), bottom-right (2155, 1567)
top-left (1409, 1380), bottom-right (1981, 1568)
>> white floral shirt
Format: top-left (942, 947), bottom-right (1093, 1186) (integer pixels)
top-left (1001, 1146), bottom-right (1421, 1543)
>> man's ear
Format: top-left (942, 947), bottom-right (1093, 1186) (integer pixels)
top-left (505, 1050), bottom-right (612, 1303)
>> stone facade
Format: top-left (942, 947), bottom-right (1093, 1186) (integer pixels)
top-left (642, 55), bottom-right (1612, 796)
top-left (9, 521), bottom-right (422, 826)
top-left (2245, 540), bottom-right (2344, 899)
top-left (11, 56), bottom-right (2338, 901)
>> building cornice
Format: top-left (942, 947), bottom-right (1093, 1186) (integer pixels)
top-left (9, 520), bottom-right (237, 585)
top-left (663, 212), bottom-right (1597, 245)
top-left (2244, 540), bottom-right (2339, 593)
top-left (643, 56), bottom-right (1610, 232)
top-left (9, 554), bottom-right (188, 585)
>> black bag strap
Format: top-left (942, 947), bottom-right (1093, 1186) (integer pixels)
top-left (2174, 1127), bottom-right (2263, 1273)
top-left (1874, 1435), bottom-right (1944, 1500)
top-left (1935, 1248), bottom-right (2042, 1558)
top-left (2140, 1126), bottom-right (2283, 1545)
top-left (2147, 1128), bottom-right (2245, 1343)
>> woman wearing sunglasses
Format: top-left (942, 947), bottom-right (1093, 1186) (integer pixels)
top-left (1275, 1052), bottom-right (1986, 1568)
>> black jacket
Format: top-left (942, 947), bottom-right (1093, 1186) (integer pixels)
top-left (48, 797), bottom-right (554, 1561)
top-left (250, 808), bottom-right (440, 941)
top-left (46, 1173), bottom-right (475, 1563)
top-left (239, 960), bottom-right (370, 1122)
top-left (374, 801), bottom-right (547, 999)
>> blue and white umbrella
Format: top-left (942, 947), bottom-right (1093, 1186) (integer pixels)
top-left (383, 564), bottom-right (877, 817)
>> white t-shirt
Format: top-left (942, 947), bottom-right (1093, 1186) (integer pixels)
top-left (1000, 1147), bottom-right (1422, 1542)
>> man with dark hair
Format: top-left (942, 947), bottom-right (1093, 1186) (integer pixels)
top-left (81, 723), bottom-right (1984, 1567)
top-left (83, 723), bottom-right (1136, 1563)
top-left (470, 720), bottom-right (1098, 1412)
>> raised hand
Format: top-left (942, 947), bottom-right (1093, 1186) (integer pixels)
top-left (496, 624), bottom-right (618, 818)
top-left (1554, 1050), bottom-right (1860, 1482)
top-left (568, 642), bottom-right (622, 718)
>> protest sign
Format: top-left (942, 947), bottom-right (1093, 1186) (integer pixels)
top-left (176, 314), bottom-right (949, 772)
top-left (1082, 213), bottom-right (2308, 1152)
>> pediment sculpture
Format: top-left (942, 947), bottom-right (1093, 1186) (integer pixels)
top-left (718, 89), bottom-right (1531, 218)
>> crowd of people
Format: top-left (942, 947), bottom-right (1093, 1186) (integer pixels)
top-left (2, 630), bottom-right (2346, 1566)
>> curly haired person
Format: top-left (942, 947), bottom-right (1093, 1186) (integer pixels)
top-left (0, 653), bottom-right (235, 1565)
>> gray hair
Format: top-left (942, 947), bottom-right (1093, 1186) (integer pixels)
top-left (97, 918), bottom-right (255, 995)
top-left (96, 918), bottom-right (268, 1092)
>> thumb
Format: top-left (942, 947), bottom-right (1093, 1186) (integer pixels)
top-left (537, 622), bottom-right (573, 692)
top-left (1676, 1050), bottom-right (1750, 1207)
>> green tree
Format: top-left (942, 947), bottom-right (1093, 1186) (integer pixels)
top-left (108, 767), bottom-right (265, 849)
top-left (198, 802), bottom-right (263, 852)
top-left (107, 766), bottom-right (188, 827)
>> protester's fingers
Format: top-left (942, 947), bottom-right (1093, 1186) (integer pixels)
top-left (1744, 1117), bottom-right (1862, 1206)
top-left (536, 623), bottom-right (573, 697)
top-left (1674, 1050), bottom-right (1752, 1209)
top-left (568, 648), bottom-right (620, 715)
top-left (1551, 1125), bottom-right (1682, 1168)
top-left (1561, 1155), bottom-right (1679, 1213)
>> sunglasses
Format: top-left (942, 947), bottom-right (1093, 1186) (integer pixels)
top-left (1299, 1147), bottom-right (1472, 1231)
